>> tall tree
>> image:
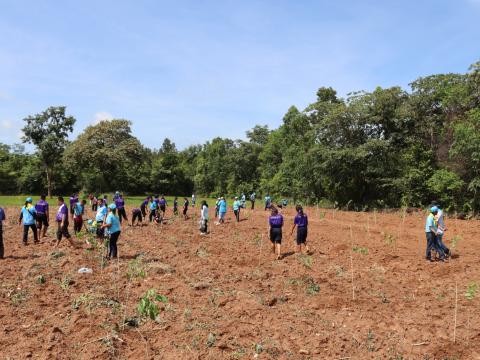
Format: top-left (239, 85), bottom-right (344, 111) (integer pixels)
top-left (22, 106), bottom-right (76, 197)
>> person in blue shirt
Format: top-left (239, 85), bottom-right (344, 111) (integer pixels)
top-left (250, 192), bottom-right (256, 210)
top-left (264, 195), bottom-right (272, 211)
top-left (149, 197), bottom-right (158, 223)
top-left (0, 206), bottom-right (6, 259)
top-left (95, 201), bottom-right (108, 240)
top-left (233, 197), bottom-right (241, 222)
top-left (102, 203), bottom-right (121, 259)
top-left (216, 197), bottom-right (227, 224)
top-left (18, 197), bottom-right (38, 245)
top-left (425, 206), bottom-right (445, 262)
top-left (73, 199), bottom-right (86, 234)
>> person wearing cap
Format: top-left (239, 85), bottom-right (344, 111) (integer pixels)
top-left (35, 195), bottom-right (49, 239)
top-left (102, 203), bottom-right (121, 259)
top-left (19, 197), bottom-right (38, 245)
top-left (269, 207), bottom-right (284, 260)
top-left (217, 197), bottom-right (227, 224)
top-left (425, 206), bottom-right (445, 261)
top-left (95, 199), bottom-right (108, 240)
top-left (433, 203), bottom-right (450, 258)
top-left (0, 205), bottom-right (6, 259)
top-left (55, 196), bottom-right (75, 247)
top-left (233, 197), bottom-right (241, 222)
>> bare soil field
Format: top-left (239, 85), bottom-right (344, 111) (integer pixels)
top-left (0, 206), bottom-right (479, 359)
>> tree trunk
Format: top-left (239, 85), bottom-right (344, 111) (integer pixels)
top-left (46, 167), bottom-right (52, 198)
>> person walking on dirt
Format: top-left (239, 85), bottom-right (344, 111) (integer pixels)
top-left (55, 196), bottom-right (76, 248)
top-left (69, 193), bottom-right (79, 220)
top-left (149, 197), bottom-right (159, 223)
top-left (250, 192), bottom-right (256, 210)
top-left (269, 207), bottom-right (283, 260)
top-left (173, 197), bottom-right (179, 216)
top-left (159, 196), bottom-right (167, 218)
top-left (290, 205), bottom-right (310, 254)
top-left (0, 206), bottom-right (6, 259)
top-left (19, 197), bottom-right (38, 245)
top-left (35, 195), bottom-right (49, 239)
top-left (183, 197), bottom-right (189, 220)
top-left (95, 199), bottom-right (108, 240)
top-left (241, 193), bottom-right (246, 208)
top-left (433, 203), bottom-right (450, 258)
top-left (200, 200), bottom-right (209, 235)
top-left (73, 199), bottom-right (86, 234)
top-left (425, 206), bottom-right (445, 262)
top-left (217, 197), bottom-right (227, 224)
top-left (115, 194), bottom-right (128, 224)
top-left (264, 195), bottom-right (272, 211)
top-left (102, 203), bottom-right (121, 259)
top-left (233, 197), bottom-right (241, 222)
top-left (192, 194), bottom-right (196, 207)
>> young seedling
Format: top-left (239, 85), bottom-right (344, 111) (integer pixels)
top-left (465, 282), bottom-right (478, 300)
top-left (352, 246), bottom-right (368, 255)
top-left (297, 254), bottom-right (313, 269)
top-left (137, 289), bottom-right (168, 321)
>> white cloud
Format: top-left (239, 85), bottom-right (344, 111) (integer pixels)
top-left (93, 111), bottom-right (113, 124)
top-left (1, 119), bottom-right (13, 129)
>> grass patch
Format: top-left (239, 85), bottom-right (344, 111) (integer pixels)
top-left (465, 282), bottom-right (478, 300)
top-left (352, 246), bottom-right (368, 255)
top-left (297, 254), bottom-right (313, 269)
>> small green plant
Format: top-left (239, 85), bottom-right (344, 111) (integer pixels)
top-left (59, 276), bottom-right (73, 290)
top-left (127, 258), bottom-right (146, 280)
top-left (319, 212), bottom-right (326, 220)
top-left (366, 329), bottom-right (375, 352)
top-left (206, 332), bottom-right (216, 347)
top-left (196, 247), bottom-right (209, 258)
top-left (10, 289), bottom-right (28, 306)
top-left (352, 246), bottom-right (368, 255)
top-left (72, 294), bottom-right (94, 310)
top-left (465, 282), bottom-right (478, 300)
top-left (297, 254), bottom-right (313, 269)
top-left (137, 289), bottom-right (168, 320)
top-left (252, 233), bottom-right (262, 246)
top-left (36, 274), bottom-right (46, 284)
top-left (254, 342), bottom-right (264, 354)
top-left (50, 250), bottom-right (65, 259)
top-left (450, 235), bottom-right (462, 249)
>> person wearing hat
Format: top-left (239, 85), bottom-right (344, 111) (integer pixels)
top-left (55, 196), bottom-right (75, 248)
top-left (433, 202), bottom-right (450, 258)
top-left (233, 197), bottom-right (241, 222)
top-left (217, 197), bottom-right (227, 224)
top-left (0, 205), bottom-right (6, 259)
top-left (425, 206), bottom-right (445, 262)
top-left (115, 194), bottom-right (128, 224)
top-left (18, 197), bottom-right (38, 245)
top-left (35, 195), bottom-right (49, 239)
top-left (102, 203), bottom-right (121, 259)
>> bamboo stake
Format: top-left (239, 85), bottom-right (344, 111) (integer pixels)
top-left (453, 281), bottom-right (458, 344)
top-left (349, 225), bottom-right (355, 301)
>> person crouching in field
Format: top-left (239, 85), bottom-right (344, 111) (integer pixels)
top-left (269, 207), bottom-right (283, 260)
top-left (183, 197), bottom-right (189, 220)
top-left (131, 208), bottom-right (143, 226)
top-left (0, 206), bottom-right (5, 259)
top-left (425, 206), bottom-right (445, 262)
top-left (102, 204), bottom-right (121, 260)
top-left (73, 199), bottom-right (86, 234)
top-left (55, 197), bottom-right (75, 248)
top-left (115, 194), bottom-right (128, 224)
top-left (290, 205), bottom-right (310, 254)
top-left (200, 200), bottom-right (209, 235)
top-left (35, 195), bottom-right (49, 239)
top-left (19, 197), bottom-right (38, 245)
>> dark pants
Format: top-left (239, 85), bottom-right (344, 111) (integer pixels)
top-left (57, 222), bottom-right (71, 241)
top-left (73, 217), bottom-right (83, 234)
top-left (132, 211), bottom-right (142, 224)
top-left (200, 219), bottom-right (208, 233)
top-left (234, 209), bottom-right (240, 222)
top-left (437, 234), bottom-right (450, 256)
top-left (23, 224), bottom-right (38, 244)
top-left (36, 213), bottom-right (49, 230)
top-left (251, 200), bottom-right (255, 210)
top-left (108, 231), bottom-right (120, 258)
top-left (0, 224), bottom-right (4, 259)
top-left (118, 208), bottom-right (128, 223)
top-left (149, 210), bottom-right (157, 222)
top-left (92, 204), bottom-right (97, 212)
top-left (96, 221), bottom-right (105, 239)
top-left (173, 207), bottom-right (178, 215)
top-left (426, 232), bottom-right (445, 260)
top-left (141, 205), bottom-right (147, 218)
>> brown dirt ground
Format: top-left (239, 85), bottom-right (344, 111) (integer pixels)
top-left (0, 205), bottom-right (479, 359)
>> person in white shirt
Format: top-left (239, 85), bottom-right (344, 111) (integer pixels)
top-left (200, 200), bottom-right (209, 235)
top-left (434, 203), bottom-right (450, 258)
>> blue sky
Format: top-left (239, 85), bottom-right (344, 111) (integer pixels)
top-left (1, 0), bottom-right (479, 150)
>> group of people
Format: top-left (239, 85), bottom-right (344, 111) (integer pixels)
top-left (424, 202), bottom-right (451, 262)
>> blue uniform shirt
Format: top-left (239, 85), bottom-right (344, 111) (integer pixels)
top-left (21, 205), bottom-right (36, 225)
top-left (106, 213), bottom-right (121, 234)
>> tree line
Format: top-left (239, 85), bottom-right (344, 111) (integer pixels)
top-left (1, 61), bottom-right (480, 213)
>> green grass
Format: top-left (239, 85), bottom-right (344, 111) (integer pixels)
top-left (0, 194), bottom-right (219, 207)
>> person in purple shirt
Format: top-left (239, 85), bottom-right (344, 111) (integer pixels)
top-left (115, 194), bottom-right (128, 224)
top-left (0, 206), bottom-right (5, 259)
top-left (291, 205), bottom-right (310, 254)
top-left (140, 196), bottom-right (150, 219)
top-left (35, 195), bottom-right (50, 239)
top-left (69, 194), bottom-right (79, 219)
top-left (268, 207), bottom-right (284, 260)
top-left (55, 196), bottom-right (75, 248)
top-left (159, 196), bottom-right (167, 217)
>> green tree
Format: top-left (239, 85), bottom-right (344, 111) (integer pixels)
top-left (22, 106), bottom-right (76, 197)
